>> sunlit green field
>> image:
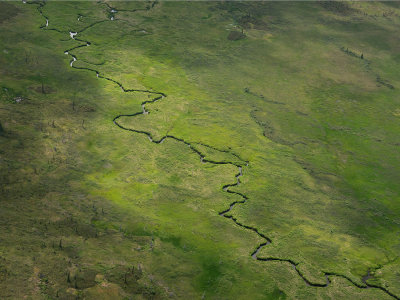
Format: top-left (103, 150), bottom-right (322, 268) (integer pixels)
top-left (0, 1), bottom-right (399, 299)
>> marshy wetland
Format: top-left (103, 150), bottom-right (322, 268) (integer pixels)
top-left (0, 1), bottom-right (399, 299)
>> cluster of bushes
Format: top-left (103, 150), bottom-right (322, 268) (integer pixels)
top-left (320, 1), bottom-right (356, 16)
top-left (227, 30), bottom-right (246, 41)
top-left (340, 47), bottom-right (364, 59)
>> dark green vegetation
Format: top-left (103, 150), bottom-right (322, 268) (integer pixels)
top-left (1, 1), bottom-right (399, 299)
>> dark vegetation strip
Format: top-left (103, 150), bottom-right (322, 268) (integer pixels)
top-left (244, 87), bottom-right (286, 105)
top-left (340, 46), bottom-right (395, 90)
top-left (26, 1), bottom-right (399, 298)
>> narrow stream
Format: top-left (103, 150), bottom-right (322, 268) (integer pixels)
top-left (24, 1), bottom-right (399, 299)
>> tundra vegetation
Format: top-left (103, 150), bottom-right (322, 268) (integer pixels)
top-left (0, 1), bottom-right (399, 299)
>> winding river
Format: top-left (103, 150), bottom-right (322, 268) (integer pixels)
top-left (24, 1), bottom-right (398, 299)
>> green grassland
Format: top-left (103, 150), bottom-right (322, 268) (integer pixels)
top-left (0, 1), bottom-right (399, 299)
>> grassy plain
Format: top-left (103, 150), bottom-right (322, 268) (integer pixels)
top-left (0, 1), bottom-right (399, 299)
